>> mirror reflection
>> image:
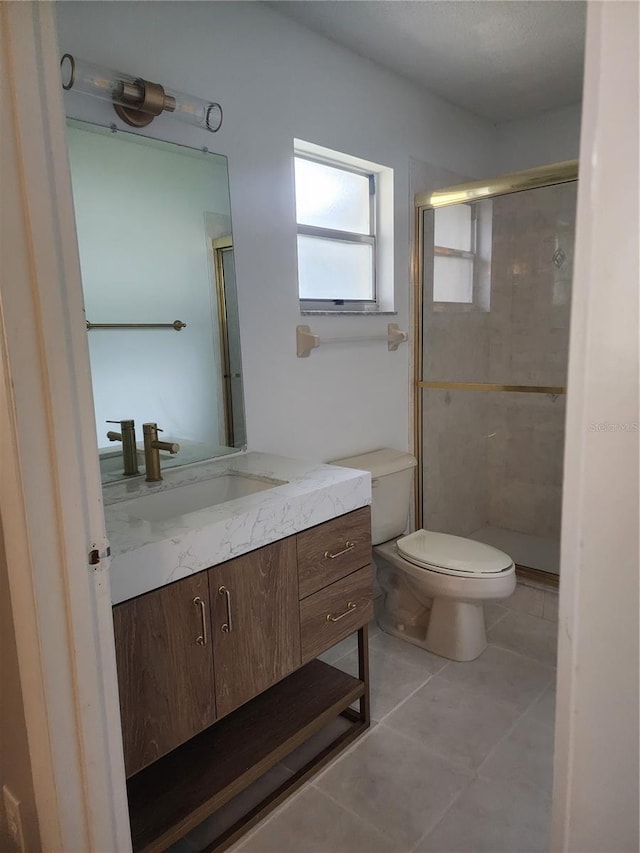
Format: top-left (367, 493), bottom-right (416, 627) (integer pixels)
top-left (66, 121), bottom-right (245, 483)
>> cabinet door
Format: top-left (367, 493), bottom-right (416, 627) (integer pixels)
top-left (211, 538), bottom-right (301, 718)
top-left (113, 572), bottom-right (216, 777)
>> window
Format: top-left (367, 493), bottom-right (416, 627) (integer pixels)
top-left (431, 199), bottom-right (492, 311)
top-left (433, 203), bottom-right (476, 303)
top-left (294, 142), bottom-right (392, 312)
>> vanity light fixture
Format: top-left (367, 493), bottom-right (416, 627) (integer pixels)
top-left (60, 54), bottom-right (223, 132)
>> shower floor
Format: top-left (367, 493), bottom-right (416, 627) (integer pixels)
top-left (468, 525), bottom-right (560, 575)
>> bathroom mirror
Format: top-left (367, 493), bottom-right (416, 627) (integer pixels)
top-left (66, 120), bottom-right (246, 483)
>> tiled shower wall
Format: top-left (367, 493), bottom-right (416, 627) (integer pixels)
top-left (423, 182), bottom-right (577, 543)
top-left (486, 394), bottom-right (566, 538)
top-left (423, 388), bottom-right (489, 537)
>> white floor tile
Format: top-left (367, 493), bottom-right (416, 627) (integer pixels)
top-left (479, 715), bottom-right (554, 791)
top-left (416, 776), bottom-right (551, 853)
top-left (438, 645), bottom-right (554, 709)
top-left (487, 609), bottom-right (558, 666)
top-left (383, 676), bottom-right (522, 773)
top-left (315, 725), bottom-right (471, 848)
top-left (504, 583), bottom-right (545, 618)
top-left (520, 682), bottom-right (556, 730)
top-left (543, 591), bottom-right (559, 622)
top-left (484, 602), bottom-right (508, 630)
top-left (333, 634), bottom-right (438, 721)
top-left (368, 629), bottom-right (449, 674)
top-left (238, 786), bottom-right (396, 853)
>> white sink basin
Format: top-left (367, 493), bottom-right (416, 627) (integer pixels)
top-left (120, 472), bottom-right (287, 523)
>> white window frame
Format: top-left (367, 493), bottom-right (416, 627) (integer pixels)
top-left (294, 139), bottom-right (394, 314)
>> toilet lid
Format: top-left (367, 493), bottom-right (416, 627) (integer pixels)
top-left (397, 530), bottom-right (513, 575)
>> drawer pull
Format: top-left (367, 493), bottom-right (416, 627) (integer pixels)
top-left (326, 601), bottom-right (357, 623)
top-left (218, 585), bottom-right (233, 633)
top-left (324, 541), bottom-right (356, 560)
top-left (193, 596), bottom-right (208, 646)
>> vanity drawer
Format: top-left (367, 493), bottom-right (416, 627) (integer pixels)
top-left (297, 506), bottom-right (371, 599)
top-left (300, 564), bottom-right (373, 663)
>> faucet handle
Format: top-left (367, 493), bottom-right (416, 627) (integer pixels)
top-left (107, 419), bottom-right (136, 438)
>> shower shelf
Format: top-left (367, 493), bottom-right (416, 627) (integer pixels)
top-left (296, 323), bottom-right (408, 358)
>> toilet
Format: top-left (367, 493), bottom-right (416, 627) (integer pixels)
top-left (332, 448), bottom-right (516, 662)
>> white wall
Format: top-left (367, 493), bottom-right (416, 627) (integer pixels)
top-left (552, 2), bottom-right (639, 850)
top-left (55, 0), bottom-right (498, 462)
top-left (494, 102), bottom-right (582, 174)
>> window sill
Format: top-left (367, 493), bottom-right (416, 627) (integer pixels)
top-left (300, 309), bottom-right (398, 317)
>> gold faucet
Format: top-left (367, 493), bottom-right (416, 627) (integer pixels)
top-left (106, 419), bottom-right (139, 476)
top-left (142, 423), bottom-right (180, 482)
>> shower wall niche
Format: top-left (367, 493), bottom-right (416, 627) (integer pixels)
top-left (418, 177), bottom-right (577, 576)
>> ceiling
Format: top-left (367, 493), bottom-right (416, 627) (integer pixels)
top-left (266, 1), bottom-right (586, 122)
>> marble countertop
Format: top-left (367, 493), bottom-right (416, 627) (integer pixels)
top-left (104, 452), bottom-right (371, 605)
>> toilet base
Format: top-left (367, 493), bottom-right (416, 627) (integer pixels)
top-left (378, 598), bottom-right (487, 662)
top-left (425, 598), bottom-right (487, 661)
top-left (377, 607), bottom-right (431, 651)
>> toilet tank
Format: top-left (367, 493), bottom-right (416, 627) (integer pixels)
top-left (331, 448), bottom-right (417, 545)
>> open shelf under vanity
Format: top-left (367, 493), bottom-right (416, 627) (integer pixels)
top-left (127, 647), bottom-right (370, 853)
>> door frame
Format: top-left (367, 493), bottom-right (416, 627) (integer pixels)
top-left (0, 5), bottom-right (131, 850)
top-left (213, 236), bottom-right (236, 447)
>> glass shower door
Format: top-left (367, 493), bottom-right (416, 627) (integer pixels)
top-left (418, 180), bottom-right (577, 576)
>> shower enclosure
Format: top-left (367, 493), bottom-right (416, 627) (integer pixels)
top-left (414, 162), bottom-right (578, 580)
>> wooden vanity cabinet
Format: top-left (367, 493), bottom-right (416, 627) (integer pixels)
top-left (210, 536), bottom-right (301, 717)
top-left (116, 507), bottom-right (373, 851)
top-left (113, 537), bottom-right (302, 776)
top-left (112, 572), bottom-right (216, 778)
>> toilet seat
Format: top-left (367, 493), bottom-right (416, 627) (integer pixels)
top-left (396, 530), bottom-right (514, 578)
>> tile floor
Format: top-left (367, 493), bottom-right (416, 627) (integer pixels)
top-left (232, 598), bottom-right (558, 853)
